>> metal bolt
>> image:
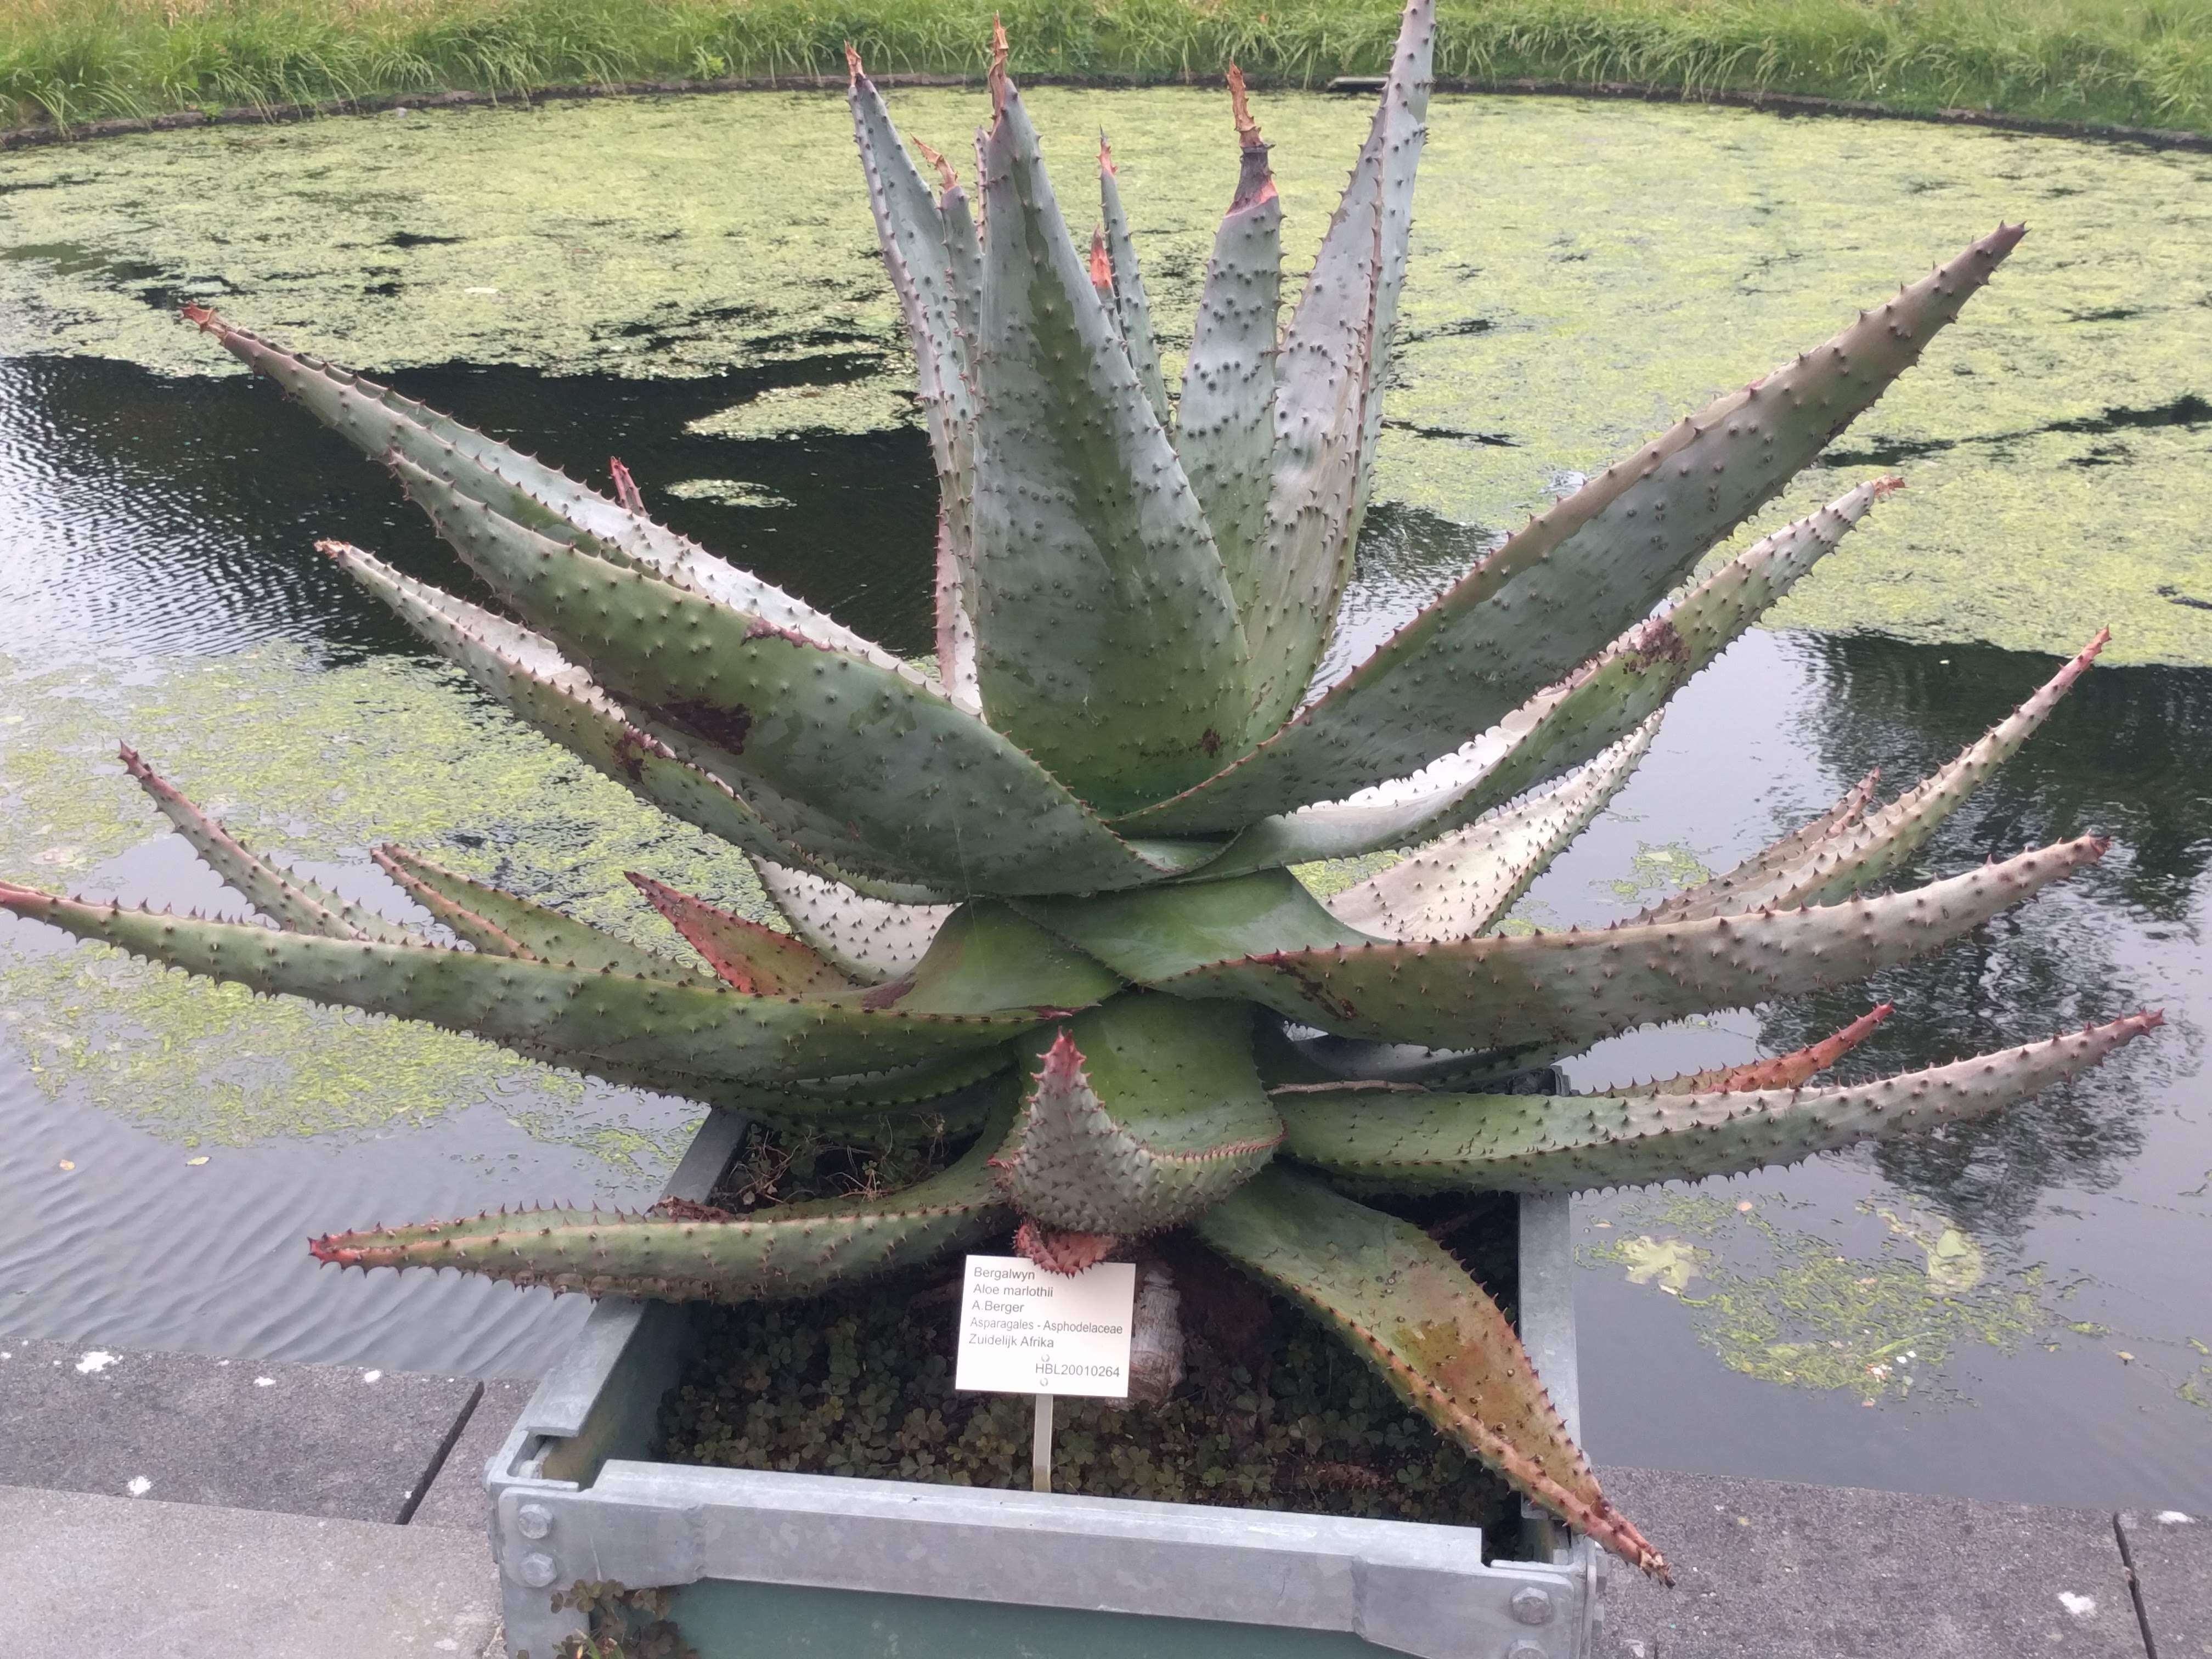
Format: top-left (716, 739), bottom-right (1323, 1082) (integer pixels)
top-left (1502, 1643), bottom-right (1548, 1659)
top-left (516, 1503), bottom-right (553, 1540)
top-left (517, 1552), bottom-right (557, 1589)
top-left (1510, 1586), bottom-right (1555, 1626)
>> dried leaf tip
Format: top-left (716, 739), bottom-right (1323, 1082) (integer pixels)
top-left (1224, 64), bottom-right (1275, 208)
top-left (843, 41), bottom-right (864, 83)
top-left (912, 135), bottom-right (958, 194)
top-left (1871, 473), bottom-right (1907, 500)
top-left (1088, 226), bottom-right (1114, 298)
top-left (989, 15), bottom-right (1009, 116)
top-left (1099, 131), bottom-right (1118, 176)
top-left (1227, 64), bottom-right (1264, 150)
top-left (608, 456), bottom-right (645, 515)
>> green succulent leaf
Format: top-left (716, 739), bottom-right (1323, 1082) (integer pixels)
top-left (1636, 768), bottom-right (1884, 926)
top-left (118, 744), bottom-right (414, 945)
top-left (1017, 867), bottom-right (1368, 988)
top-left (1117, 224), bottom-right (2025, 834)
top-left (1243, 0), bottom-right (1433, 736)
top-left (1641, 629), bottom-right (2110, 919)
top-left (990, 996), bottom-right (1280, 1235)
top-left (1633, 1002), bottom-right (1893, 1095)
top-left (750, 857), bottom-right (955, 985)
top-left (626, 872), bottom-right (856, 996)
top-left (849, 54), bottom-right (984, 712)
top-left (1097, 137), bottom-right (1173, 430)
top-left (1158, 837), bottom-right (2107, 1047)
top-left (380, 455), bottom-right (1209, 896)
top-left (1194, 1164), bottom-right (1666, 1578)
top-left (309, 1096), bottom-right (1017, 1301)
top-left (370, 845), bottom-right (692, 981)
top-left (1277, 1012), bottom-right (2161, 1193)
top-left (505, 1043), bottom-right (1011, 1133)
top-left (184, 307), bottom-right (899, 669)
top-left (1177, 70), bottom-right (1283, 642)
top-left (1321, 716), bottom-right (1659, 940)
top-left (0, 887), bottom-right (1042, 1083)
top-left (324, 540), bottom-right (943, 904)
top-left (971, 63), bottom-right (1251, 810)
top-left (864, 900), bottom-right (1124, 1019)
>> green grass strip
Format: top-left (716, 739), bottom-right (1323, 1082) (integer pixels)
top-left (5, 0), bottom-right (2211, 139)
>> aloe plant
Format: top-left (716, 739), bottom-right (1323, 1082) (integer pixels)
top-left (0, 0), bottom-right (2162, 1578)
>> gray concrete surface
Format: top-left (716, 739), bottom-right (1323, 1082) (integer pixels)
top-left (2121, 1507), bottom-right (2211, 1659)
top-left (412, 1376), bottom-right (534, 1535)
top-left (1, 1482), bottom-right (502, 1658)
top-left (1599, 1465), bottom-right (2147, 1658)
top-left (0, 1336), bottom-right (479, 1521)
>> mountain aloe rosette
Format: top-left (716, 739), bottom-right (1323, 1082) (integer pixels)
top-left (0, 0), bottom-right (2163, 1579)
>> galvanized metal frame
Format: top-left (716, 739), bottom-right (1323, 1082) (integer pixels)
top-left (483, 1111), bottom-right (1600, 1659)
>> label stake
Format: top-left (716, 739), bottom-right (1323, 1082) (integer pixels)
top-left (1031, 1391), bottom-right (1053, 1493)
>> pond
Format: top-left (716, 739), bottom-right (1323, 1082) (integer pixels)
top-left (1, 88), bottom-right (2208, 1508)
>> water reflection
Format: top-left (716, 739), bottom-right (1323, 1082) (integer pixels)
top-left (0, 353), bottom-right (939, 664)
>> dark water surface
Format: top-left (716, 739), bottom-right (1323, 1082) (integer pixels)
top-left (1, 353), bottom-right (2207, 1508)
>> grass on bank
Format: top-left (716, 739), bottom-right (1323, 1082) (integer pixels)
top-left (5, 0), bottom-right (2212, 138)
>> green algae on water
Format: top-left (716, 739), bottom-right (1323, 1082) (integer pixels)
top-left (1586, 1192), bottom-right (2046, 1403)
top-left (2, 89), bottom-right (2207, 664)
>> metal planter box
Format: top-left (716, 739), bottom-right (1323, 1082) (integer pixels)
top-left (485, 1112), bottom-right (1603, 1659)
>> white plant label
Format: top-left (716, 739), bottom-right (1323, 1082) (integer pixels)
top-left (955, 1255), bottom-right (1136, 1398)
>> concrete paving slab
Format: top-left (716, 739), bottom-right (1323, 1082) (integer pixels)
top-left (413, 1376), bottom-right (536, 1535)
top-left (0, 1336), bottom-right (478, 1522)
top-left (2121, 1507), bottom-right (2211, 1659)
top-left (1, 1482), bottom-right (501, 1658)
top-left (1598, 1465), bottom-right (2145, 1659)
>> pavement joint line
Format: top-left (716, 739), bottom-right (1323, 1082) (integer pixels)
top-left (399, 1377), bottom-right (486, 1527)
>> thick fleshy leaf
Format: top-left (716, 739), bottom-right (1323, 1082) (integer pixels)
top-left (971, 60), bottom-right (1250, 810)
top-left (626, 873), bottom-right (854, 996)
top-left (1097, 136), bottom-right (1172, 430)
top-left (0, 887), bottom-right (1044, 1084)
top-left (1194, 1165), bottom-right (1666, 1577)
top-left (1395, 477), bottom-right (1887, 843)
top-left (1156, 837), bottom-right (2107, 1047)
top-left (380, 457), bottom-right (1212, 895)
top-left (1650, 630), bottom-right (2111, 919)
top-left (1243, 0), bottom-right (1433, 736)
top-left (324, 541), bottom-right (940, 904)
top-left (988, 996), bottom-right (1279, 1235)
top-left (1117, 224), bottom-right (2025, 834)
top-left (310, 1101), bottom-right (1016, 1301)
top-left (1635, 768), bottom-right (1882, 927)
top-left (1635, 1003), bottom-right (1892, 1094)
top-left (1277, 1012), bottom-right (2160, 1193)
top-left (751, 858), bottom-right (953, 985)
top-left (507, 1042), bottom-right (1011, 1133)
top-left (848, 53), bottom-right (983, 713)
top-left (184, 307), bottom-right (897, 669)
top-left (119, 744), bottom-right (412, 944)
top-left (1016, 868), bottom-right (1367, 989)
top-left (1178, 65), bottom-right (1283, 634)
top-left (1321, 718), bottom-right (1658, 940)
top-left (371, 845), bottom-right (694, 981)
top-left (861, 900), bottom-right (1124, 1019)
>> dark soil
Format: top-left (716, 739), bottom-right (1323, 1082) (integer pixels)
top-left (652, 1144), bottom-right (1523, 1542)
